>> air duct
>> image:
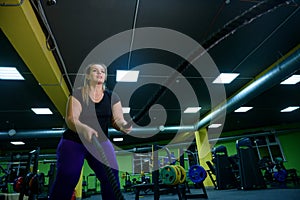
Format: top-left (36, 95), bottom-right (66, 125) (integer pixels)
top-left (195, 44), bottom-right (300, 130)
top-left (1, 46), bottom-right (299, 140)
top-left (2, 43), bottom-right (299, 140)
top-left (110, 43), bottom-right (300, 136)
top-left (0, 129), bottom-right (64, 140)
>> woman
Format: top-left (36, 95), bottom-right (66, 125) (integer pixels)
top-left (49, 63), bottom-right (131, 200)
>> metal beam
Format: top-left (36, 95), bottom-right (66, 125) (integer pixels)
top-left (0, 0), bottom-right (69, 116)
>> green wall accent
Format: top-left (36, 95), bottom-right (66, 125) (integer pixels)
top-left (215, 140), bottom-right (237, 156)
top-left (278, 131), bottom-right (300, 172)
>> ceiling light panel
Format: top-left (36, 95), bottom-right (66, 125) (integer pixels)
top-left (234, 106), bottom-right (253, 112)
top-left (208, 124), bottom-right (222, 128)
top-left (280, 75), bottom-right (300, 85)
top-left (184, 107), bottom-right (201, 113)
top-left (11, 141), bottom-right (25, 145)
top-left (113, 137), bottom-right (124, 142)
top-left (116, 70), bottom-right (139, 82)
top-left (213, 73), bottom-right (239, 84)
top-left (0, 67), bottom-right (25, 80)
top-left (122, 107), bottom-right (130, 113)
top-left (31, 108), bottom-right (53, 115)
top-left (280, 106), bottom-right (299, 112)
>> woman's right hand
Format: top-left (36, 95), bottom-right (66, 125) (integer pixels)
top-left (81, 126), bottom-right (98, 142)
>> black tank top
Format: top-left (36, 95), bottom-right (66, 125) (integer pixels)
top-left (63, 88), bottom-right (120, 143)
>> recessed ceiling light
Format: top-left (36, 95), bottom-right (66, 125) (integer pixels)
top-left (31, 108), bottom-right (53, 115)
top-left (113, 137), bottom-right (124, 142)
top-left (280, 75), bottom-right (300, 85)
top-left (0, 67), bottom-right (25, 80)
top-left (122, 107), bottom-right (130, 114)
top-left (11, 141), bottom-right (25, 145)
top-left (213, 73), bottom-right (239, 84)
top-left (234, 106), bottom-right (253, 112)
top-left (184, 107), bottom-right (201, 113)
top-left (280, 106), bottom-right (299, 112)
top-left (208, 124), bottom-right (222, 128)
top-left (116, 70), bottom-right (139, 82)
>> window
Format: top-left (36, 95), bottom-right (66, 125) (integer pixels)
top-left (133, 153), bottom-right (151, 174)
top-left (252, 135), bottom-right (285, 162)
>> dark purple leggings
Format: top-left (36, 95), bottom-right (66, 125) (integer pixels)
top-left (49, 138), bottom-right (120, 200)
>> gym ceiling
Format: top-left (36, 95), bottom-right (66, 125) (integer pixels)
top-left (0, 0), bottom-right (300, 153)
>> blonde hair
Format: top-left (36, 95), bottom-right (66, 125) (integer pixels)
top-left (81, 63), bottom-right (107, 105)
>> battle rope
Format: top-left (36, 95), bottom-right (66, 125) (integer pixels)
top-left (94, 1), bottom-right (292, 199)
top-left (124, 0), bottom-right (292, 128)
top-left (91, 135), bottom-right (126, 200)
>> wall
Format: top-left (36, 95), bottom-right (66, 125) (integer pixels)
top-left (214, 140), bottom-right (237, 156)
top-left (278, 131), bottom-right (300, 172)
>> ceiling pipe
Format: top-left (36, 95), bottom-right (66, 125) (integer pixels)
top-left (110, 43), bottom-right (300, 136)
top-left (0, 154), bottom-right (57, 162)
top-left (1, 45), bottom-right (299, 140)
top-left (195, 43), bottom-right (300, 130)
top-left (0, 129), bottom-right (64, 140)
top-left (209, 128), bottom-right (300, 143)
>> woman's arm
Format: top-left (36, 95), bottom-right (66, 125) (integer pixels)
top-left (65, 95), bottom-right (98, 142)
top-left (112, 101), bottom-right (132, 134)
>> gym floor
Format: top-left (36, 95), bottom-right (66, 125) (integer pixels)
top-left (85, 185), bottom-right (300, 200)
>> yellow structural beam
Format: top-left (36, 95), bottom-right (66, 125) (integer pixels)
top-left (75, 167), bottom-right (84, 199)
top-left (195, 128), bottom-right (215, 187)
top-left (0, 0), bottom-right (69, 116)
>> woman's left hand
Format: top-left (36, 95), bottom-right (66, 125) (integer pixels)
top-left (120, 122), bottom-right (132, 134)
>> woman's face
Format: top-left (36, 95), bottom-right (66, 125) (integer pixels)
top-left (88, 64), bottom-right (106, 85)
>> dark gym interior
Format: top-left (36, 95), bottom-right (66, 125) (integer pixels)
top-left (0, 0), bottom-right (300, 199)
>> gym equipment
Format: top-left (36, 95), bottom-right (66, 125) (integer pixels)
top-left (160, 165), bottom-right (184, 185)
top-left (183, 147), bottom-right (208, 199)
top-left (160, 165), bottom-right (178, 185)
top-left (122, 172), bottom-right (133, 192)
top-left (46, 163), bottom-right (56, 196)
top-left (274, 169), bottom-right (288, 183)
top-left (15, 147), bottom-right (47, 200)
top-left (176, 165), bottom-right (187, 184)
top-left (91, 135), bottom-right (125, 200)
top-left (212, 145), bottom-right (238, 190)
top-left (29, 173), bottom-right (45, 195)
top-left (13, 176), bottom-right (24, 192)
top-left (188, 165), bottom-right (207, 184)
top-left (236, 138), bottom-right (266, 190)
top-left (24, 172), bottom-right (35, 196)
top-left (258, 157), bottom-right (275, 184)
top-left (133, 144), bottom-right (184, 200)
